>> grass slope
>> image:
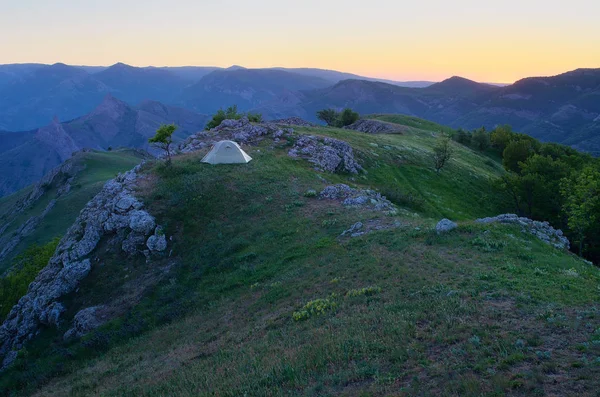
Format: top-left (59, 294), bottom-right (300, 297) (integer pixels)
top-left (4, 119), bottom-right (600, 396)
top-left (0, 149), bottom-right (148, 272)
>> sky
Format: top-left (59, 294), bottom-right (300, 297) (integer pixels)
top-left (1, 0), bottom-right (599, 83)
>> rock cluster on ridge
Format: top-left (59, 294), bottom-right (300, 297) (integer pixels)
top-left (0, 164), bottom-right (166, 370)
top-left (319, 184), bottom-right (395, 213)
top-left (288, 135), bottom-right (363, 174)
top-left (177, 117), bottom-right (293, 154)
top-left (476, 214), bottom-right (570, 250)
top-left (343, 119), bottom-right (405, 134)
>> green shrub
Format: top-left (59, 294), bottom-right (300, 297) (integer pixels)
top-left (303, 189), bottom-right (318, 198)
top-left (316, 108), bottom-right (360, 128)
top-left (293, 295), bottom-right (338, 321)
top-left (246, 112), bottom-right (263, 123)
top-left (346, 286), bottom-right (382, 297)
top-left (381, 188), bottom-right (425, 211)
top-left (205, 105), bottom-right (264, 129)
top-left (0, 238), bottom-right (60, 321)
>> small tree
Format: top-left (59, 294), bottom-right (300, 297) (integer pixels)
top-left (560, 167), bottom-right (600, 255)
top-left (316, 109), bottom-right (339, 126)
top-left (338, 108), bottom-right (360, 127)
top-left (453, 128), bottom-right (471, 145)
top-left (433, 136), bottom-right (453, 173)
top-left (471, 127), bottom-right (490, 151)
top-left (149, 124), bottom-right (177, 165)
top-left (502, 140), bottom-right (532, 174)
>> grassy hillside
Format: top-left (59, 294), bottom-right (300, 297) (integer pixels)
top-left (3, 118), bottom-right (599, 396)
top-left (0, 149), bottom-right (149, 272)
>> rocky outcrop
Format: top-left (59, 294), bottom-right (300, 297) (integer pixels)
top-left (476, 214), bottom-right (570, 249)
top-left (177, 117), bottom-right (292, 154)
top-left (320, 184), bottom-right (395, 213)
top-left (340, 219), bottom-right (402, 238)
top-left (343, 119), bottom-right (405, 134)
top-left (63, 306), bottom-right (111, 341)
top-left (271, 117), bottom-right (316, 127)
top-left (288, 136), bottom-right (363, 174)
top-left (436, 219), bottom-right (458, 234)
top-left (0, 163), bottom-right (166, 369)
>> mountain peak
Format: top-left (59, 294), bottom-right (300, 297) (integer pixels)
top-left (427, 76), bottom-right (499, 95)
top-left (86, 94), bottom-right (131, 120)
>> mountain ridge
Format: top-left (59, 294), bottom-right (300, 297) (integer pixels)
top-left (0, 96), bottom-right (208, 196)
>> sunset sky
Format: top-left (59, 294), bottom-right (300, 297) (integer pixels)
top-left (1, 0), bottom-right (599, 83)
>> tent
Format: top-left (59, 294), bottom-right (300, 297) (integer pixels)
top-left (201, 140), bottom-right (252, 164)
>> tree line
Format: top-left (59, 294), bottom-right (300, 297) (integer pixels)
top-left (453, 125), bottom-right (600, 262)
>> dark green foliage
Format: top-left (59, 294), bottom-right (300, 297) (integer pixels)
top-left (316, 109), bottom-right (338, 126)
top-left (149, 124), bottom-right (177, 165)
top-left (490, 125), bottom-right (514, 152)
top-left (0, 238), bottom-right (60, 321)
top-left (205, 105), bottom-right (264, 129)
top-left (502, 140), bottom-right (533, 173)
top-left (316, 108), bottom-right (359, 127)
top-left (471, 127), bottom-right (491, 151)
top-left (454, 128), bottom-right (471, 145)
top-left (495, 124), bottom-right (600, 261)
top-left (338, 108), bottom-right (359, 127)
top-left (560, 167), bottom-right (600, 255)
top-left (206, 105), bottom-right (242, 130)
top-left (246, 112), bottom-right (263, 123)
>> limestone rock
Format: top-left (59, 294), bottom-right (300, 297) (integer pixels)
top-left (147, 227), bottom-right (167, 252)
top-left (63, 306), bottom-right (110, 340)
top-left (343, 119), bottom-right (405, 134)
top-left (476, 214), bottom-right (570, 249)
top-left (320, 184), bottom-right (395, 213)
top-left (288, 135), bottom-right (362, 174)
top-left (271, 117), bottom-right (316, 127)
top-left (0, 163), bottom-right (166, 369)
top-left (176, 120), bottom-right (293, 154)
top-left (436, 219), bottom-right (458, 234)
top-left (122, 232), bottom-right (147, 256)
top-left (129, 210), bottom-right (156, 234)
top-left (341, 222), bottom-right (364, 237)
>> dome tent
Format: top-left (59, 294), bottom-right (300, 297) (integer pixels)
top-left (201, 140), bottom-right (252, 164)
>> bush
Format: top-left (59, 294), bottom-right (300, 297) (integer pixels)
top-left (206, 105), bottom-right (264, 129)
top-left (338, 108), bottom-right (359, 127)
top-left (303, 189), bottom-right (318, 198)
top-left (346, 286), bottom-right (382, 297)
top-left (292, 295), bottom-right (337, 321)
top-left (316, 108), bottom-right (360, 128)
top-left (247, 112), bottom-right (263, 123)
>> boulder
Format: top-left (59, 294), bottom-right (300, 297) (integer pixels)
top-left (436, 219), bottom-right (458, 234)
top-left (341, 222), bottom-right (365, 237)
top-left (320, 184), bottom-right (395, 213)
top-left (147, 227), bottom-right (167, 252)
top-left (129, 210), bottom-right (156, 235)
top-left (288, 135), bottom-right (362, 174)
top-left (63, 306), bottom-right (110, 340)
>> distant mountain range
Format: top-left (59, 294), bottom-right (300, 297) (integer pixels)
top-left (0, 95), bottom-right (208, 196)
top-left (0, 62), bottom-right (598, 192)
top-left (0, 63), bottom-right (434, 131)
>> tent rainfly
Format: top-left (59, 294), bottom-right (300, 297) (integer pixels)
top-left (201, 140), bottom-right (252, 164)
